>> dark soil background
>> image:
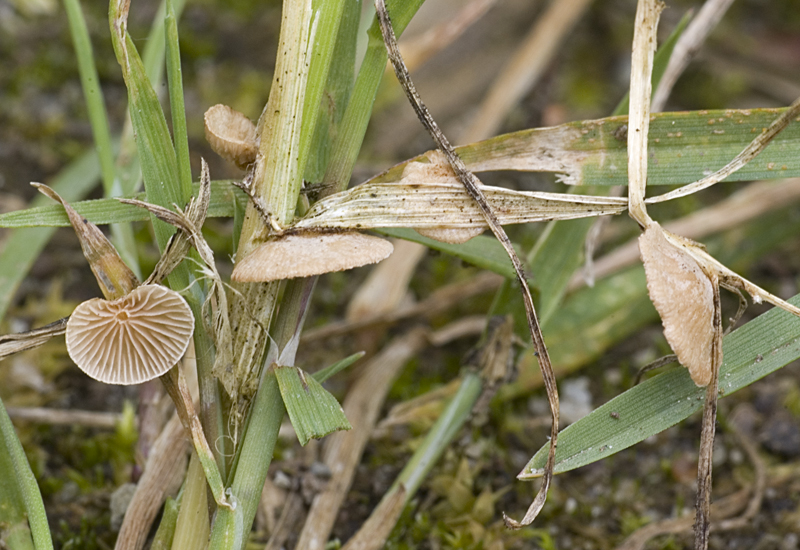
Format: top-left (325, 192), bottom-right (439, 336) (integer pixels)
top-left (1, 0), bottom-right (800, 548)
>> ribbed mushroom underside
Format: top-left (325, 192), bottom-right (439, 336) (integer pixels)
top-left (66, 285), bottom-right (194, 385)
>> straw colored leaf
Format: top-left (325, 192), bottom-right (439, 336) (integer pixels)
top-left (33, 183), bottom-right (139, 300)
top-left (66, 285), bottom-right (194, 385)
top-left (274, 365), bottom-right (352, 446)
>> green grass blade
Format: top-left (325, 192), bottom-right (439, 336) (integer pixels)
top-left (149, 497), bottom-right (179, 550)
top-left (275, 365), bottom-right (352, 446)
top-left (503, 193), bottom-right (800, 401)
top-left (378, 228), bottom-right (525, 282)
top-left (522, 293), bottom-right (800, 476)
top-left (211, 373), bottom-right (283, 550)
top-left (0, 150), bottom-right (102, 321)
top-left (0, 417), bottom-right (36, 550)
top-left (165, 0), bottom-right (193, 198)
top-left (62, 0), bottom-right (115, 195)
top-left (312, 351), bottom-right (365, 384)
top-left (109, 2), bottom-right (185, 252)
top-left (62, 0), bottom-right (141, 275)
top-left (303, 0), bottom-right (360, 183)
top-left (0, 181), bottom-right (246, 228)
top-left (514, 199), bottom-right (800, 472)
top-left (322, 0), bottom-right (426, 191)
top-left (395, 373), bottom-right (483, 496)
top-left (296, 0), bottom-right (349, 183)
top-left (0, 399), bottom-right (53, 550)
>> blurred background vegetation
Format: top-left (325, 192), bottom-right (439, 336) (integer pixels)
top-left (2, 0), bottom-right (800, 548)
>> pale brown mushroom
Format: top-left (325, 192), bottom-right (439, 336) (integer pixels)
top-left (204, 104), bottom-right (258, 169)
top-left (231, 231), bottom-right (394, 282)
top-left (66, 285), bottom-right (194, 385)
top-left (639, 223), bottom-right (720, 386)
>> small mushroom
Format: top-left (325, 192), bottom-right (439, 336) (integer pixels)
top-left (66, 285), bottom-right (194, 385)
top-left (639, 223), bottom-right (720, 386)
top-left (231, 231), bottom-right (394, 282)
top-left (204, 104), bottom-right (258, 168)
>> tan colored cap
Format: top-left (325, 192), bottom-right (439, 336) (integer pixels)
top-left (232, 232), bottom-right (394, 282)
top-left (639, 223), bottom-right (719, 386)
top-left (204, 104), bottom-right (258, 169)
top-left (66, 285), bottom-right (194, 385)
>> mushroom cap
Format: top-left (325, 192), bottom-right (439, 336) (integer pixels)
top-left (639, 223), bottom-right (719, 386)
top-left (66, 285), bottom-right (194, 385)
top-left (232, 231), bottom-right (394, 282)
top-left (204, 104), bottom-right (258, 168)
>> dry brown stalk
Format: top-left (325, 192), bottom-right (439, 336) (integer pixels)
top-left (651, 0), bottom-right (737, 112)
top-left (114, 414), bottom-right (187, 550)
top-left (398, 0), bottom-right (497, 73)
top-left (302, 271), bottom-right (503, 342)
top-left (462, 0), bottom-right (595, 143)
top-left (293, 328), bottom-right (429, 550)
top-left (6, 407), bottom-right (124, 429)
top-left (374, 0), bottom-right (560, 527)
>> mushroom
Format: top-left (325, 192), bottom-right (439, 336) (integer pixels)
top-left (66, 284), bottom-right (195, 385)
top-left (639, 223), bottom-right (720, 386)
top-left (231, 231), bottom-right (394, 283)
top-left (204, 104), bottom-right (258, 169)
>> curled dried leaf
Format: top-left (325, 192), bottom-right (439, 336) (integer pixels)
top-left (204, 104), bottom-right (258, 168)
top-left (66, 285), bottom-right (194, 385)
top-left (231, 231), bottom-right (394, 282)
top-left (33, 182), bottom-right (138, 300)
top-left (639, 223), bottom-right (720, 386)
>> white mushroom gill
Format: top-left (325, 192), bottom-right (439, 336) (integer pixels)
top-left (66, 285), bottom-right (194, 385)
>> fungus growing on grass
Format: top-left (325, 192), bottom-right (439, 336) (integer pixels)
top-left (66, 284), bottom-right (194, 385)
top-left (639, 223), bottom-right (720, 386)
top-left (231, 231), bottom-right (394, 282)
top-left (204, 104), bottom-right (258, 168)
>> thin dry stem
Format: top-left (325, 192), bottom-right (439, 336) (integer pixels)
top-left (294, 328), bottom-right (429, 550)
top-left (616, 422), bottom-right (767, 550)
top-left (0, 318), bottom-right (67, 361)
top-left (651, 0), bottom-right (736, 112)
top-left (302, 271), bottom-right (502, 342)
top-left (6, 407), bottom-right (123, 429)
top-left (114, 414), bottom-right (187, 550)
top-left (694, 283), bottom-right (723, 549)
top-left (462, 0), bottom-right (594, 143)
top-left (374, 0), bottom-right (559, 527)
top-left (627, 0), bottom-right (664, 228)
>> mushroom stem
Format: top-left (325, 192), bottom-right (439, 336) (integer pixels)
top-left (160, 365), bottom-right (232, 510)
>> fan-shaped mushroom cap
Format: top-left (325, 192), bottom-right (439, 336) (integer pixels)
top-left (639, 223), bottom-right (719, 386)
top-left (232, 232), bottom-right (394, 282)
top-left (66, 285), bottom-right (194, 385)
top-left (204, 104), bottom-right (258, 168)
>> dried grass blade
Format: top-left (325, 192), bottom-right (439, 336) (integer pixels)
top-left (0, 319), bottom-right (68, 362)
top-left (651, 0), bottom-right (736, 111)
top-left (373, 0), bottom-right (559, 528)
top-left (463, 0), bottom-right (594, 143)
top-left (294, 328), bottom-right (429, 550)
top-left (294, 182), bottom-right (627, 232)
